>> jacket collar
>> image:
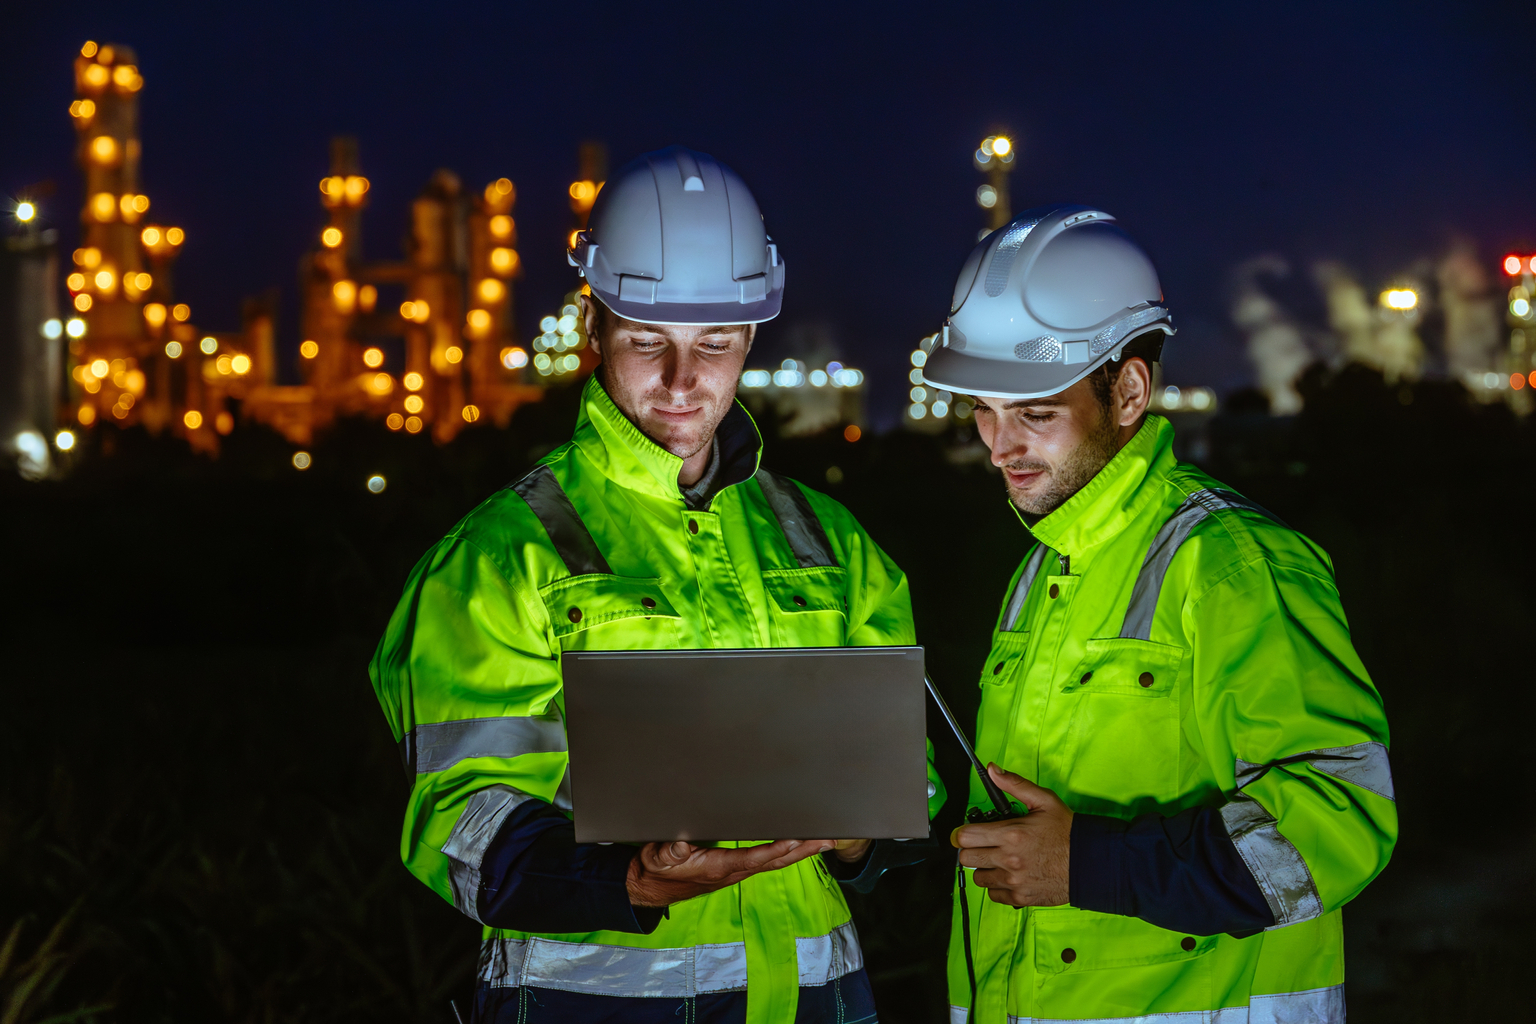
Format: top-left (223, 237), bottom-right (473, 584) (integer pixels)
top-left (1021, 415), bottom-right (1177, 561)
top-left (570, 375), bottom-right (763, 504)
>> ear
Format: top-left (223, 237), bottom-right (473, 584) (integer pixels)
top-left (743, 323), bottom-right (757, 356)
top-left (1115, 356), bottom-right (1152, 427)
top-left (581, 295), bottom-right (604, 360)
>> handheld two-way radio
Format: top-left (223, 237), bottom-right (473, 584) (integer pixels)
top-left (925, 673), bottom-right (1015, 1020)
top-left (923, 674), bottom-right (1017, 823)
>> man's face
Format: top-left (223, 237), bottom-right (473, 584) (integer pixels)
top-left (972, 359), bottom-right (1151, 516)
top-left (583, 297), bottom-right (755, 462)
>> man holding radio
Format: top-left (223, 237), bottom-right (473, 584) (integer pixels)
top-left (923, 205), bottom-right (1396, 1024)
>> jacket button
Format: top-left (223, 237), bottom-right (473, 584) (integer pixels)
top-left (688, 519), bottom-right (699, 534)
top-left (1139, 672), bottom-right (1154, 687)
top-left (993, 662), bottom-right (1004, 675)
top-left (1048, 584), bottom-right (1060, 599)
top-left (568, 607), bottom-right (582, 623)
top-left (1181, 937), bottom-right (1196, 951)
top-left (1060, 948), bottom-right (1076, 964)
top-left (641, 597), bottom-right (656, 609)
top-left (793, 595), bottom-right (807, 607)
top-left (1080, 671), bottom-right (1092, 684)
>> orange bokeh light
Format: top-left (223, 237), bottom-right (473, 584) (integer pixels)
top-left (843, 424), bottom-right (862, 442)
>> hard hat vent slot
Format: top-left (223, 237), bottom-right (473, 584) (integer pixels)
top-left (675, 150), bottom-right (706, 191)
top-left (983, 217), bottom-right (1042, 297)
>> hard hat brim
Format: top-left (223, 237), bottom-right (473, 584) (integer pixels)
top-left (588, 286), bottom-right (782, 328)
top-left (922, 325), bottom-right (1172, 400)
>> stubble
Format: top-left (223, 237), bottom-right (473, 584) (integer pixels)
top-left (1006, 408), bottom-right (1121, 516)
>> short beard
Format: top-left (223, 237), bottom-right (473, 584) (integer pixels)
top-left (598, 362), bottom-right (719, 463)
top-left (1006, 407), bottom-right (1121, 516)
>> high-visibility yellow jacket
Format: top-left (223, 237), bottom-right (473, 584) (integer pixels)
top-left (372, 377), bottom-right (945, 1024)
top-left (949, 415), bottom-right (1395, 1023)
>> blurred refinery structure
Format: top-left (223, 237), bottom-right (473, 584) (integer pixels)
top-left (0, 198), bottom-right (61, 478)
top-left (277, 142), bottom-right (546, 445)
top-left (1237, 251), bottom-right (1536, 415)
top-left (973, 134), bottom-right (1016, 237)
top-left (1500, 252), bottom-right (1536, 405)
top-left (735, 359), bottom-right (866, 438)
top-left (31, 39), bottom-right (604, 463)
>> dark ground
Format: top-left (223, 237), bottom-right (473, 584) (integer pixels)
top-left (2, 364), bottom-right (1533, 1022)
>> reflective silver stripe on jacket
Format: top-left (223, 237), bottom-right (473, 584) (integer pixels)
top-left (1223, 740), bottom-right (1395, 925)
top-left (795, 922), bottom-right (864, 986)
top-left (403, 713), bottom-right (568, 777)
top-left (1220, 790), bottom-right (1323, 928)
top-left (478, 922), bottom-right (863, 997)
top-left (1119, 488), bottom-right (1282, 641)
top-left (755, 468), bottom-right (837, 569)
top-left (1237, 741), bottom-right (1395, 803)
top-left (997, 983), bottom-right (1344, 1023)
top-left (442, 785), bottom-right (535, 923)
top-left (1001, 544), bottom-right (1054, 632)
top-left (513, 464), bottom-right (613, 576)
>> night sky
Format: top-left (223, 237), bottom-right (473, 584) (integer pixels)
top-left (7, 2), bottom-right (1534, 427)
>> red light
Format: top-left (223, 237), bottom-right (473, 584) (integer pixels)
top-left (1506, 255), bottom-right (1524, 275)
top-left (1512, 373), bottom-right (1527, 391)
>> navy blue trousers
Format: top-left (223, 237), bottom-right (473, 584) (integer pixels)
top-left (472, 968), bottom-right (878, 1024)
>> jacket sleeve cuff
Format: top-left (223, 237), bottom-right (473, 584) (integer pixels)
top-left (1069, 813), bottom-right (1128, 915)
top-left (1069, 806), bottom-right (1276, 937)
top-left (825, 837), bottom-right (939, 895)
top-left (477, 799), bottom-right (666, 934)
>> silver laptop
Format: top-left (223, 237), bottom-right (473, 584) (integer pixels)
top-left (561, 646), bottom-right (929, 843)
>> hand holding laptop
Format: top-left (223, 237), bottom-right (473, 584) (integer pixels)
top-left (626, 838), bottom-right (836, 907)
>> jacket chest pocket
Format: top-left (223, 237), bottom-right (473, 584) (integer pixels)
top-left (762, 567), bottom-right (847, 647)
top-left (1058, 638), bottom-right (1186, 814)
top-left (541, 574), bottom-right (681, 651)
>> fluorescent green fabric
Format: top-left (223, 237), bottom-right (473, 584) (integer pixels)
top-left (372, 377), bottom-right (945, 1024)
top-left (947, 415), bottom-right (1395, 1022)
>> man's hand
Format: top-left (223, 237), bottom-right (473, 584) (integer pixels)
top-left (830, 839), bottom-right (873, 863)
top-left (627, 839), bottom-right (834, 908)
top-left (951, 764), bottom-right (1072, 907)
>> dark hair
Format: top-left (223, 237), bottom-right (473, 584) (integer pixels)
top-left (1087, 330), bottom-right (1164, 408)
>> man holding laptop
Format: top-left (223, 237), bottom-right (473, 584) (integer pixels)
top-left (370, 146), bottom-right (944, 1024)
top-left (921, 205), bottom-right (1396, 1023)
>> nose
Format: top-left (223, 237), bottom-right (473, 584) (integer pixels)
top-left (987, 418), bottom-right (1030, 468)
top-left (658, 346), bottom-right (699, 397)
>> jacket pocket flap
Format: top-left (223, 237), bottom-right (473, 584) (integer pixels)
top-left (1063, 637), bottom-right (1186, 696)
top-left (540, 575), bottom-right (678, 637)
top-left (1032, 907), bottom-right (1213, 974)
top-left (762, 566), bottom-right (847, 615)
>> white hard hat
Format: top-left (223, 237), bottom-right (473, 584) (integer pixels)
top-left (568, 146), bottom-right (785, 326)
top-left (922, 204), bottom-right (1173, 400)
